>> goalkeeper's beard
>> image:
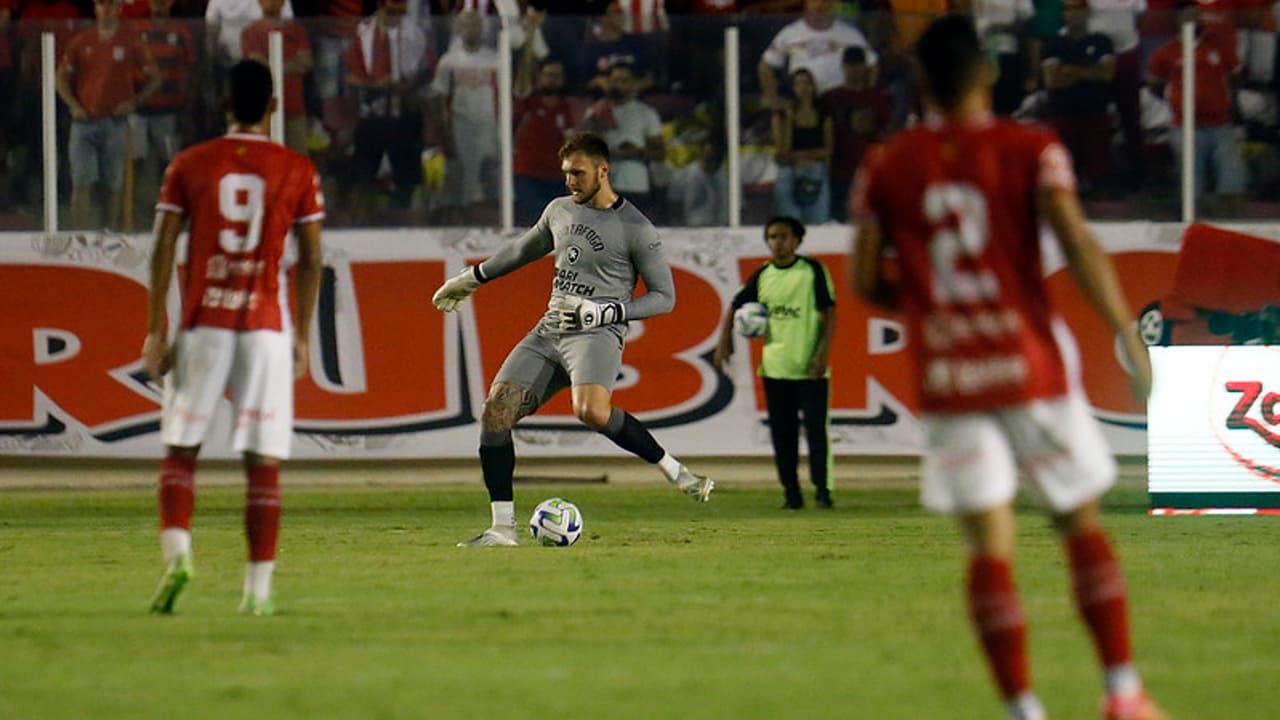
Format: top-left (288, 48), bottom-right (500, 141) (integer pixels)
top-left (570, 181), bottom-right (600, 205)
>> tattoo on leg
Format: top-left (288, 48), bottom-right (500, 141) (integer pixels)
top-left (482, 383), bottom-right (540, 433)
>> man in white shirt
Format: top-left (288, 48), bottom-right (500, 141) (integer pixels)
top-left (757, 0), bottom-right (877, 109)
top-left (583, 60), bottom-right (665, 217)
top-left (205, 0), bottom-right (294, 65)
top-left (431, 10), bottom-right (500, 214)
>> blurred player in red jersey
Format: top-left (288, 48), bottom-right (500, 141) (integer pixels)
top-left (142, 59), bottom-right (324, 617)
top-left (850, 15), bottom-right (1166, 720)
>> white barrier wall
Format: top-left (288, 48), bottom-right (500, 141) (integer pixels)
top-left (0, 222), bottom-right (1230, 460)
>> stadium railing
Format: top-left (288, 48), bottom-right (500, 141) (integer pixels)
top-left (0, 10), bottom-right (1276, 233)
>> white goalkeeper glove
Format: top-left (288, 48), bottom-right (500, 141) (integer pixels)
top-left (432, 266), bottom-right (484, 312)
top-left (552, 294), bottom-right (625, 332)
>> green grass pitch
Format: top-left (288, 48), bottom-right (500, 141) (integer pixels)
top-left (2, 483), bottom-right (1277, 719)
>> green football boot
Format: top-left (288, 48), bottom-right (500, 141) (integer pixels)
top-left (148, 554), bottom-right (193, 615)
top-left (237, 593), bottom-right (277, 617)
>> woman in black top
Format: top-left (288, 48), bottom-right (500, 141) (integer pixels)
top-left (771, 68), bottom-right (834, 225)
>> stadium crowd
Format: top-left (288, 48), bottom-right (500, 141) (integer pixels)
top-left (2, 0), bottom-right (1280, 229)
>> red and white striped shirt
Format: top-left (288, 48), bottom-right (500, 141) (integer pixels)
top-left (452, 0), bottom-right (496, 13)
top-left (618, 0), bottom-right (668, 33)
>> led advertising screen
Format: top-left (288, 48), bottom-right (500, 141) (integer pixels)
top-left (1148, 346), bottom-right (1280, 514)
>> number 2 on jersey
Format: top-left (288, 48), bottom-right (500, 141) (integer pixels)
top-left (923, 182), bottom-right (998, 304)
top-left (218, 173), bottom-right (265, 253)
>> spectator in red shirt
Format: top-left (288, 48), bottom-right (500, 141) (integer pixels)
top-left (17, 0), bottom-right (81, 24)
top-left (513, 50), bottom-right (573, 225)
top-left (131, 0), bottom-right (197, 223)
top-left (16, 0), bottom-right (82, 67)
top-left (1147, 0), bottom-right (1246, 197)
top-left (56, 0), bottom-right (161, 230)
top-left (242, 0), bottom-right (314, 153)
top-left (1143, 0), bottom-right (1275, 38)
top-left (822, 45), bottom-right (890, 221)
top-left (120, 0), bottom-right (151, 19)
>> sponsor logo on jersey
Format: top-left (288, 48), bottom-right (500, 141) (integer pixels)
top-left (553, 267), bottom-right (595, 296)
top-left (924, 355), bottom-right (1029, 399)
top-left (567, 223), bottom-right (605, 251)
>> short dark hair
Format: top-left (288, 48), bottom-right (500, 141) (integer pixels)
top-left (842, 46), bottom-right (869, 66)
top-left (559, 132), bottom-right (610, 163)
top-left (608, 59), bottom-right (635, 75)
top-left (764, 215), bottom-right (806, 243)
top-left (789, 67), bottom-right (815, 83)
top-left (228, 59), bottom-right (273, 125)
top-left (916, 13), bottom-right (985, 110)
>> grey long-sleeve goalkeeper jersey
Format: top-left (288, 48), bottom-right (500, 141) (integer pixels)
top-left (476, 196), bottom-right (675, 327)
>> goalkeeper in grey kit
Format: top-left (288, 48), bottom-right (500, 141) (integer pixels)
top-left (432, 132), bottom-right (714, 547)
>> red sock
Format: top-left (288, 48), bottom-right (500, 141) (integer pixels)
top-left (157, 454), bottom-right (196, 530)
top-left (1067, 529), bottom-right (1132, 668)
top-left (245, 464), bottom-right (281, 562)
top-left (967, 555), bottom-right (1030, 699)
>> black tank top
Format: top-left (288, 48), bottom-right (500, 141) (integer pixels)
top-left (790, 109), bottom-right (826, 152)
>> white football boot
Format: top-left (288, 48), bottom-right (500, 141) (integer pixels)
top-left (673, 465), bottom-right (714, 503)
top-left (456, 525), bottom-right (519, 547)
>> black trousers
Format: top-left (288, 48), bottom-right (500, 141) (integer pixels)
top-left (352, 114), bottom-right (423, 207)
top-left (762, 377), bottom-right (831, 493)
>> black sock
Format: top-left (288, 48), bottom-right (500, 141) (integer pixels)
top-left (479, 430), bottom-right (515, 502)
top-left (600, 408), bottom-right (664, 464)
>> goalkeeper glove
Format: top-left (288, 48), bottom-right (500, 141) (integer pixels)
top-left (432, 266), bottom-right (484, 312)
top-left (553, 294), bottom-right (625, 332)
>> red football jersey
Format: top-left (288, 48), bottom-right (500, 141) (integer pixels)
top-left (852, 115), bottom-right (1078, 413)
top-left (59, 27), bottom-right (153, 118)
top-left (157, 132), bottom-right (325, 332)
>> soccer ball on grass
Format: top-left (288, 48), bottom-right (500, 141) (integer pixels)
top-left (733, 302), bottom-right (769, 339)
top-left (529, 498), bottom-right (583, 547)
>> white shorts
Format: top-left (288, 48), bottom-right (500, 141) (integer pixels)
top-left (920, 390), bottom-right (1116, 515)
top-left (160, 327), bottom-right (295, 459)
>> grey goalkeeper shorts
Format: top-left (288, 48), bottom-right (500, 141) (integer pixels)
top-left (493, 326), bottom-right (626, 403)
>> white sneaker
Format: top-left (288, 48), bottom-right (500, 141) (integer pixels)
top-left (456, 526), bottom-right (519, 547)
top-left (673, 465), bottom-right (714, 503)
